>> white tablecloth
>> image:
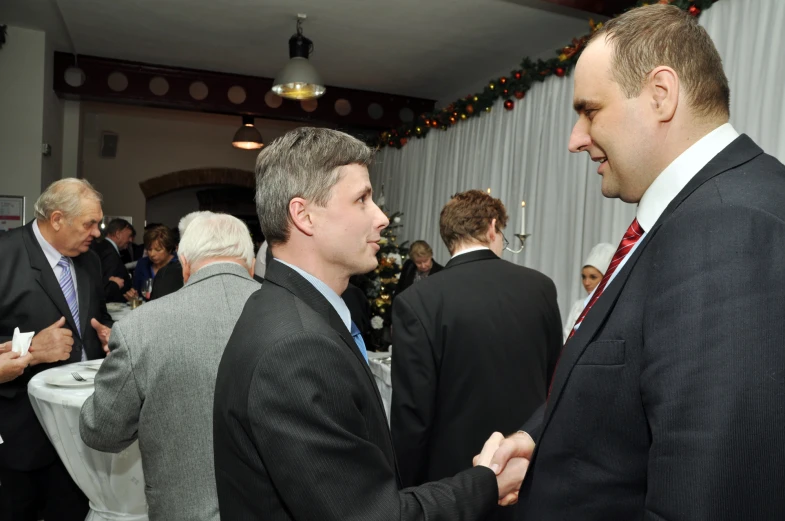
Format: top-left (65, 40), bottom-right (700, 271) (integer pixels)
top-left (28, 364), bottom-right (148, 521)
top-left (368, 352), bottom-right (392, 423)
top-left (107, 304), bottom-right (133, 323)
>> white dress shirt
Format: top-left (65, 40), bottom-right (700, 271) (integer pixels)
top-left (450, 245), bottom-right (490, 259)
top-left (33, 220), bottom-right (79, 298)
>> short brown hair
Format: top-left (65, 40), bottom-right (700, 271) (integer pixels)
top-left (254, 127), bottom-right (374, 246)
top-left (143, 225), bottom-right (176, 253)
top-left (439, 190), bottom-right (508, 253)
top-left (409, 240), bottom-right (433, 260)
top-left (592, 4), bottom-right (729, 120)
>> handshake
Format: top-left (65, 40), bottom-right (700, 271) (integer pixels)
top-left (473, 431), bottom-right (535, 506)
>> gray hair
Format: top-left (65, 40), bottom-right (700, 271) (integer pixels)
top-left (34, 178), bottom-right (103, 221)
top-left (254, 127), bottom-right (374, 245)
top-left (178, 211), bottom-right (214, 238)
top-left (177, 213), bottom-right (254, 270)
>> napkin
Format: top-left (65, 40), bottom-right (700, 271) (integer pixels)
top-left (12, 327), bottom-right (34, 356)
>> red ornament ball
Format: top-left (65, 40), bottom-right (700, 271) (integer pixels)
top-left (514, 71), bottom-right (522, 80)
top-left (502, 89), bottom-right (509, 97)
top-left (555, 67), bottom-right (566, 77)
top-left (688, 5), bottom-right (700, 15)
top-left (400, 138), bottom-right (408, 146)
top-left (466, 104), bottom-right (475, 115)
top-left (504, 100), bottom-right (514, 111)
top-left (500, 77), bottom-right (508, 85)
top-left (514, 91), bottom-right (525, 100)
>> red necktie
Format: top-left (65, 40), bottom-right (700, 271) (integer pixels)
top-left (549, 218), bottom-right (645, 397)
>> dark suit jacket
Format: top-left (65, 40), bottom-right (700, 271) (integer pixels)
top-left (395, 259), bottom-right (443, 299)
top-left (390, 250), bottom-right (562, 516)
top-left (213, 260), bottom-right (499, 521)
top-left (92, 238), bottom-right (132, 302)
top-left (517, 135), bottom-right (785, 520)
top-left (150, 262), bottom-right (184, 301)
top-left (342, 282), bottom-right (373, 348)
top-left (0, 221), bottom-right (112, 471)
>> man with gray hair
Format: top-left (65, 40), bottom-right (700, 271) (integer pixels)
top-left (0, 178), bottom-right (113, 521)
top-left (213, 127), bottom-right (529, 521)
top-left (80, 212), bottom-right (259, 521)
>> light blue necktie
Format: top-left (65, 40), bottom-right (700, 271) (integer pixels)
top-left (350, 321), bottom-right (369, 364)
top-left (57, 256), bottom-right (86, 361)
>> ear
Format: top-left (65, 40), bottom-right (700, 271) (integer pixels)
top-left (288, 197), bottom-right (315, 237)
top-left (179, 255), bottom-right (191, 283)
top-left (50, 210), bottom-right (65, 232)
top-left (487, 218), bottom-right (498, 244)
top-left (647, 66), bottom-right (679, 123)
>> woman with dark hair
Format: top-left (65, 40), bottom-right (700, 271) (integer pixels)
top-left (132, 225), bottom-right (179, 299)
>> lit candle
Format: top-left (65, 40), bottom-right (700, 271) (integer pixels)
top-left (520, 201), bottom-right (526, 233)
top-left (486, 187), bottom-right (491, 194)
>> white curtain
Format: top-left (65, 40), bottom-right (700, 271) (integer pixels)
top-left (370, 0), bottom-right (783, 319)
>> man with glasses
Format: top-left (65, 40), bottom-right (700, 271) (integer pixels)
top-left (391, 189), bottom-right (562, 521)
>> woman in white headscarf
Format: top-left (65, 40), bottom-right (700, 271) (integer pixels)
top-left (563, 242), bottom-right (616, 341)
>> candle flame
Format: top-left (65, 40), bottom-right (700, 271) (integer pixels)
top-left (521, 201), bottom-right (526, 207)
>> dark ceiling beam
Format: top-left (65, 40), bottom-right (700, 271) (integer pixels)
top-left (500, 0), bottom-right (639, 19)
top-left (53, 52), bottom-right (435, 132)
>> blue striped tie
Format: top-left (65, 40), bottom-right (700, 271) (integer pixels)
top-left (350, 321), bottom-right (369, 364)
top-left (57, 256), bottom-right (81, 337)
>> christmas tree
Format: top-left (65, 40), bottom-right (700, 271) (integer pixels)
top-left (353, 195), bottom-right (408, 350)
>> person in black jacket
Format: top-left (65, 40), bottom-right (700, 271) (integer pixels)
top-left (92, 218), bottom-right (134, 302)
top-left (394, 240), bottom-right (442, 299)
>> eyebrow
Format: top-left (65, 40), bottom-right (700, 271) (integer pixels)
top-left (357, 186), bottom-right (373, 199)
top-left (573, 98), bottom-right (599, 114)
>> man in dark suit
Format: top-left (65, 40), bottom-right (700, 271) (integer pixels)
top-left (213, 128), bottom-right (529, 521)
top-left (0, 178), bottom-right (114, 521)
top-left (391, 190), bottom-right (562, 521)
top-left (92, 218), bottom-right (134, 302)
top-left (489, 5), bottom-right (785, 519)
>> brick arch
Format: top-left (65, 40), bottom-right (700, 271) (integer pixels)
top-left (139, 167), bottom-right (254, 198)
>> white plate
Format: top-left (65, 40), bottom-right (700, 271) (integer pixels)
top-left (43, 372), bottom-right (94, 388)
top-left (78, 360), bottom-right (103, 369)
top-left (106, 303), bottom-right (127, 312)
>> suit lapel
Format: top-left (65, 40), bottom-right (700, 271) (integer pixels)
top-left (23, 224), bottom-right (81, 337)
top-left (541, 135), bottom-right (764, 432)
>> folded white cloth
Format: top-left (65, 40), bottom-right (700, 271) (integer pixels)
top-left (12, 327), bottom-right (34, 356)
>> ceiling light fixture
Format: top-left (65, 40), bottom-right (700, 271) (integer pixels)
top-left (232, 116), bottom-right (264, 150)
top-left (272, 14), bottom-right (326, 100)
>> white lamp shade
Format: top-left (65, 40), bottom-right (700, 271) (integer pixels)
top-left (272, 57), bottom-right (326, 100)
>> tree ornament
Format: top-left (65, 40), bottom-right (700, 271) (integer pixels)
top-left (504, 100), bottom-right (514, 111)
top-left (460, 113), bottom-right (467, 120)
top-left (466, 104), bottom-right (474, 115)
top-left (489, 82), bottom-right (496, 90)
top-left (485, 106), bottom-right (492, 113)
top-left (499, 77), bottom-right (508, 85)
top-left (400, 137), bottom-right (408, 146)
top-left (449, 116), bottom-right (456, 124)
top-left (502, 89), bottom-right (509, 97)
top-left (514, 91), bottom-right (525, 100)
top-left (473, 96), bottom-right (479, 102)
top-left (555, 67), bottom-right (565, 77)
top-left (415, 126), bottom-right (423, 134)
top-left (514, 71), bottom-right (522, 80)
top-left (688, 5), bottom-right (700, 15)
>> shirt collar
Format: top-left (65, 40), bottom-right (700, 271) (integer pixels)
top-left (106, 237), bottom-right (120, 254)
top-left (33, 220), bottom-right (65, 269)
top-left (637, 123), bottom-right (739, 231)
top-left (274, 259), bottom-right (352, 332)
top-left (450, 245), bottom-right (490, 260)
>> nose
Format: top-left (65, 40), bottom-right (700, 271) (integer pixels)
top-left (373, 201), bottom-right (390, 231)
top-left (568, 118), bottom-right (591, 153)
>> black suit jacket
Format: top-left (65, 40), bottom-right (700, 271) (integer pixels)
top-left (517, 135), bottom-right (785, 520)
top-left (213, 260), bottom-right (498, 521)
top-left (150, 262), bottom-right (184, 300)
top-left (395, 259), bottom-right (444, 298)
top-left (92, 238), bottom-right (132, 302)
top-left (0, 221), bottom-right (112, 471)
top-left (342, 282), bottom-right (373, 348)
top-left (390, 250), bottom-right (562, 511)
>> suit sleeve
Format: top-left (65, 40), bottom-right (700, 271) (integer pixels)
top-left (390, 292), bottom-right (438, 487)
top-left (543, 279), bottom-right (563, 391)
top-left (248, 332), bottom-right (498, 521)
top-left (79, 323), bottom-right (140, 452)
top-left (641, 204), bottom-right (785, 520)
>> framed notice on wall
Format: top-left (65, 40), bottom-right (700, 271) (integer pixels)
top-left (0, 195), bottom-right (25, 232)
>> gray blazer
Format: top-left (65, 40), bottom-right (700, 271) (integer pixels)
top-left (80, 262), bottom-right (260, 521)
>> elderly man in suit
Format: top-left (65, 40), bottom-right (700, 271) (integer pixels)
top-left (92, 218), bottom-right (134, 302)
top-left (0, 178), bottom-right (113, 521)
top-left (213, 127), bottom-right (529, 521)
top-left (489, 5), bottom-right (785, 520)
top-left (80, 212), bottom-right (259, 521)
top-left (391, 190), bottom-right (562, 521)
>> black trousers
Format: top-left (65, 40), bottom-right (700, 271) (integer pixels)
top-left (0, 459), bottom-right (88, 521)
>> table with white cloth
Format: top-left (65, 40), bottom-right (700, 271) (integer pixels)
top-left (107, 303), bottom-right (134, 323)
top-left (28, 363), bottom-right (148, 521)
top-left (368, 351), bottom-right (392, 423)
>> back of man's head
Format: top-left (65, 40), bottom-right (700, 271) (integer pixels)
top-left (178, 211), bottom-right (215, 238)
top-left (440, 190), bottom-right (508, 254)
top-left (178, 213), bottom-right (254, 272)
top-left (593, 3), bottom-right (729, 122)
top-left (254, 127), bottom-right (374, 247)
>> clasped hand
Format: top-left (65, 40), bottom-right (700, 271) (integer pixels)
top-left (473, 431), bottom-right (536, 506)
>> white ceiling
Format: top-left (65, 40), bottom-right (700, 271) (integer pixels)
top-left (2, 0), bottom-right (594, 103)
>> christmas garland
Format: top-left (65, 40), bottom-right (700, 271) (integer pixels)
top-left (377, 0), bottom-right (720, 149)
